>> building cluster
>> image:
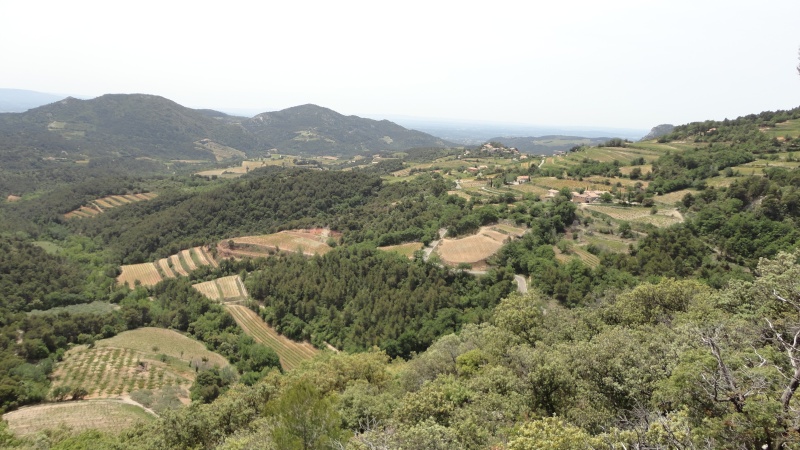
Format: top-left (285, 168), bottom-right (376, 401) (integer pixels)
top-left (546, 189), bottom-right (610, 203)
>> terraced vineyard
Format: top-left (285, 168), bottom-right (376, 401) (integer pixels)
top-left (118, 247), bottom-right (216, 286)
top-left (117, 263), bottom-right (162, 288)
top-left (225, 305), bottom-right (318, 371)
top-left (64, 192), bottom-right (157, 219)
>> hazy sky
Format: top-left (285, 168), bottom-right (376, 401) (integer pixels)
top-left (3, 0), bottom-right (799, 129)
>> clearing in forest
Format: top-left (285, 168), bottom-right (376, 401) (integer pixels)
top-left (225, 305), bottom-right (318, 371)
top-left (3, 399), bottom-right (155, 437)
top-left (218, 229), bottom-right (340, 259)
top-left (48, 328), bottom-right (229, 407)
top-left (64, 192), bottom-right (157, 219)
top-left (437, 224), bottom-right (523, 268)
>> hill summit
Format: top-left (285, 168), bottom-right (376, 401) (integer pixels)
top-left (243, 104), bottom-right (452, 155)
top-left (0, 94), bottom-right (452, 163)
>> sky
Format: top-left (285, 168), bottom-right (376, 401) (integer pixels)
top-left (2, 0), bottom-right (800, 130)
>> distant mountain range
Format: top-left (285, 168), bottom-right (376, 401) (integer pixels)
top-left (0, 89), bottom-right (65, 113)
top-left (484, 135), bottom-right (614, 154)
top-left (0, 94), bottom-right (453, 163)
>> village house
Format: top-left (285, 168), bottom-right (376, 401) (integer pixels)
top-left (516, 175), bottom-right (530, 184)
top-left (570, 190), bottom-right (609, 203)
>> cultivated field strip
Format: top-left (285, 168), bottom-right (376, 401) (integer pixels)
top-left (180, 249), bottom-right (197, 271)
top-left (193, 247), bottom-right (210, 266)
top-left (192, 275), bottom-right (246, 302)
top-left (169, 255), bottom-right (189, 276)
top-left (157, 258), bottom-right (176, 278)
top-left (571, 246), bottom-right (601, 268)
top-left (193, 281), bottom-right (222, 301)
top-left (225, 305), bottom-right (318, 371)
top-left (64, 192), bottom-right (158, 219)
top-left (117, 263), bottom-right (162, 287)
top-left (200, 246), bottom-right (219, 267)
top-left (217, 276), bottom-right (242, 299)
top-left (118, 246), bottom-right (218, 286)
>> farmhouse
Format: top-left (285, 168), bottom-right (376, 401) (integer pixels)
top-left (516, 175), bottom-right (530, 184)
top-left (571, 190), bottom-right (609, 203)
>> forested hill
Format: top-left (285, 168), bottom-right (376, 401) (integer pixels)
top-left (0, 95), bottom-right (453, 168)
top-left (242, 104), bottom-right (453, 155)
top-left (0, 94), bottom-right (259, 162)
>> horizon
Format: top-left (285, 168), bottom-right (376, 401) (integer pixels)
top-left (3, 1), bottom-right (799, 131)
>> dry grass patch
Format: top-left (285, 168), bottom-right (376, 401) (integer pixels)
top-left (226, 305), bottom-right (318, 371)
top-left (378, 242), bottom-right (424, 259)
top-left (3, 400), bottom-right (154, 437)
top-left (584, 205), bottom-right (682, 227)
top-left (653, 189), bottom-right (697, 206)
top-left (117, 263), bottom-right (162, 287)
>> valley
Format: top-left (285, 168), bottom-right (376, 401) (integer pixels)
top-left (2, 96), bottom-right (800, 449)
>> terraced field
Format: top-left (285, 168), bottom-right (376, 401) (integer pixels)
top-left (118, 246), bottom-right (217, 286)
top-left (117, 263), bottom-right (162, 287)
top-left (64, 192), bottom-right (157, 219)
top-left (226, 305), bottom-right (319, 371)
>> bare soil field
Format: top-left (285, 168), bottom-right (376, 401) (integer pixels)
top-left (3, 399), bottom-right (155, 437)
top-left (226, 305), bottom-right (318, 371)
top-left (117, 263), bottom-right (162, 287)
top-left (437, 226), bottom-right (516, 266)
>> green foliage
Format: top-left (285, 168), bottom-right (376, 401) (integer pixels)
top-left (248, 247), bottom-right (514, 357)
top-left (265, 379), bottom-right (347, 450)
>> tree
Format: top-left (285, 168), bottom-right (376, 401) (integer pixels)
top-left (266, 379), bottom-right (347, 450)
